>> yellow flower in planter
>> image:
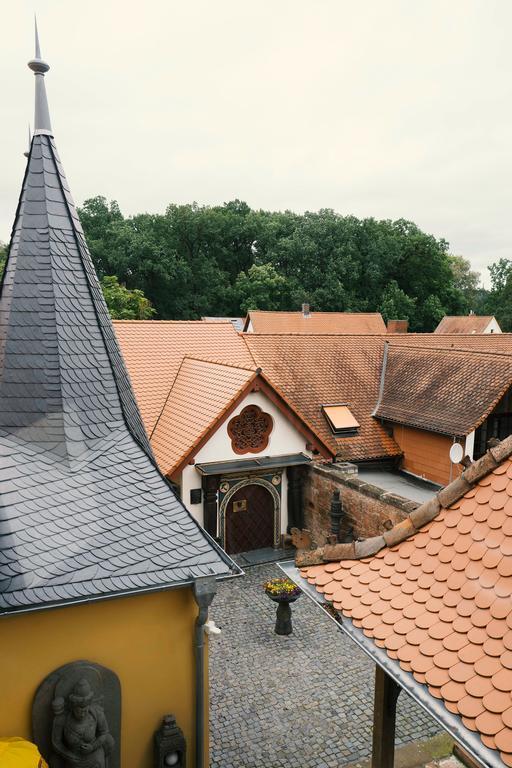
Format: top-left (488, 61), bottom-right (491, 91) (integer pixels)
top-left (0, 738), bottom-right (47, 768)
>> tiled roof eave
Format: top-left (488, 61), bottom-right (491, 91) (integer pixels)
top-left (374, 412), bottom-right (467, 440)
top-left (280, 560), bottom-right (505, 768)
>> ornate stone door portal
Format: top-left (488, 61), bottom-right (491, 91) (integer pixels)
top-left (219, 474), bottom-right (281, 554)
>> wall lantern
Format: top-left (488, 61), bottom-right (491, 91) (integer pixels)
top-left (154, 714), bottom-right (186, 768)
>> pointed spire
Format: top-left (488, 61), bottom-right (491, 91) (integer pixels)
top-left (27, 17), bottom-right (52, 135)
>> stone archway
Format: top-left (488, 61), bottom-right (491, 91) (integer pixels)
top-left (219, 477), bottom-right (281, 553)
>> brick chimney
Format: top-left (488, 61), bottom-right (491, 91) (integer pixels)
top-left (387, 319), bottom-right (408, 334)
top-left (302, 303), bottom-right (310, 318)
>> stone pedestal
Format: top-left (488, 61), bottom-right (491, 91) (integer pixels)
top-left (271, 596), bottom-right (300, 635)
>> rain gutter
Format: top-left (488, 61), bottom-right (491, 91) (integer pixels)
top-left (279, 560), bottom-right (503, 768)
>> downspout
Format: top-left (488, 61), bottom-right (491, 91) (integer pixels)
top-left (372, 341), bottom-right (389, 416)
top-left (193, 576), bottom-right (217, 768)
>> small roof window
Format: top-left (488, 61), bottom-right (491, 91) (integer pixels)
top-left (322, 404), bottom-right (360, 435)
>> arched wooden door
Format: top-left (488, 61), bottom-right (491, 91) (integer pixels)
top-left (225, 484), bottom-right (275, 554)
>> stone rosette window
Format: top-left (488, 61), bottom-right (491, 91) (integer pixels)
top-left (227, 405), bottom-right (273, 455)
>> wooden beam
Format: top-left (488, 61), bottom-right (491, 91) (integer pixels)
top-left (371, 665), bottom-right (400, 768)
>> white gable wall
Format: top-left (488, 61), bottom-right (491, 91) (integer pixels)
top-left (484, 317), bottom-right (502, 333)
top-left (180, 389), bottom-right (312, 535)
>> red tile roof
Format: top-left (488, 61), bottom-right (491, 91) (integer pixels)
top-left (114, 321), bottom-right (512, 468)
top-left (151, 358), bottom-right (256, 475)
top-left (375, 345), bottom-right (512, 437)
top-left (388, 333), bottom-right (512, 353)
top-left (244, 335), bottom-right (400, 461)
top-left (435, 316), bottom-right (499, 334)
top-left (113, 321), bottom-right (255, 434)
top-left (245, 311), bottom-right (386, 334)
top-left (299, 435), bottom-right (512, 767)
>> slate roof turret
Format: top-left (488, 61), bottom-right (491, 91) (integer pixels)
top-left (0, 28), bottom-right (237, 614)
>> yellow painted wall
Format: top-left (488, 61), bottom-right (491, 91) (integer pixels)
top-left (393, 424), bottom-right (462, 486)
top-left (0, 587), bottom-right (204, 768)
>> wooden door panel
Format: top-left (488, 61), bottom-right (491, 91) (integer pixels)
top-left (225, 484), bottom-right (275, 554)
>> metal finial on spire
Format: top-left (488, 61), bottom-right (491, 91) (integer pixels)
top-left (27, 17), bottom-right (52, 135)
top-left (34, 16), bottom-right (42, 59)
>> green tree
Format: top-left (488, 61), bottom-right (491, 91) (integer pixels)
top-left (234, 263), bottom-right (290, 314)
top-left (378, 280), bottom-right (416, 322)
top-left (79, 197), bottom-right (469, 329)
top-left (489, 258), bottom-right (512, 292)
top-left (486, 258), bottom-right (512, 331)
top-left (0, 242), bottom-right (6, 279)
top-left (448, 255), bottom-right (480, 311)
top-left (100, 276), bottom-right (156, 320)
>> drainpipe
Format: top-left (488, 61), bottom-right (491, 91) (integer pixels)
top-left (193, 576), bottom-right (217, 768)
top-left (372, 341), bottom-right (389, 416)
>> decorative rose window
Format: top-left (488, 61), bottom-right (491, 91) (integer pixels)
top-left (227, 405), bottom-right (273, 455)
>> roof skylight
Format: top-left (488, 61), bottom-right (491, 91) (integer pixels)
top-left (322, 404), bottom-right (360, 435)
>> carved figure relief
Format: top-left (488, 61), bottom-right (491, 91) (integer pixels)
top-left (33, 661), bottom-right (121, 768)
top-left (227, 404), bottom-right (273, 454)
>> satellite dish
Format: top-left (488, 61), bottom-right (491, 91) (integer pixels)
top-left (449, 443), bottom-right (464, 464)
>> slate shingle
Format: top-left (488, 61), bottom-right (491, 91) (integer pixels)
top-left (0, 133), bottom-right (236, 614)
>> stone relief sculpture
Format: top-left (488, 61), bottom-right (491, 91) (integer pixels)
top-left (33, 662), bottom-right (121, 768)
top-left (51, 679), bottom-right (114, 767)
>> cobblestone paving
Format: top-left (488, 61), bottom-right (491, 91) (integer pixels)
top-left (210, 563), bottom-right (442, 768)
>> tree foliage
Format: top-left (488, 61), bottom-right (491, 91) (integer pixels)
top-left (100, 275), bottom-right (156, 319)
top-left (448, 254), bottom-right (481, 312)
top-left (0, 243), bottom-right (6, 277)
top-left (485, 258), bottom-right (512, 331)
top-left (74, 196), bottom-right (477, 330)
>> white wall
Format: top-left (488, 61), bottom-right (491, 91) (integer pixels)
top-left (464, 430), bottom-right (475, 461)
top-left (178, 389), bottom-right (311, 534)
top-left (484, 317), bottom-right (502, 333)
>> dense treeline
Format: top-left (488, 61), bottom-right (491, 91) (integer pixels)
top-left (78, 197), bottom-right (467, 330)
top-left (1, 198), bottom-right (510, 329)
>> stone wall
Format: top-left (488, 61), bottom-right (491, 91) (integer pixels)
top-left (303, 463), bottom-right (419, 541)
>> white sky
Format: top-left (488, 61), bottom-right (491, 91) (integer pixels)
top-left (1, 0), bottom-right (511, 286)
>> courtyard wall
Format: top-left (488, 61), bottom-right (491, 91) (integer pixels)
top-left (303, 463), bottom-right (418, 541)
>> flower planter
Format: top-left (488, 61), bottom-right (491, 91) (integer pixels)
top-left (263, 578), bottom-right (302, 635)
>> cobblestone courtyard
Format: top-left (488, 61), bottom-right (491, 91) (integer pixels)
top-left (210, 563), bottom-right (442, 768)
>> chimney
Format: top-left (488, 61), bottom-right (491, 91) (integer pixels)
top-left (302, 302), bottom-right (310, 318)
top-left (387, 319), bottom-right (408, 334)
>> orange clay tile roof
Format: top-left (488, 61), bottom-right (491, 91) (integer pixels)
top-left (374, 345), bottom-right (512, 438)
top-left (151, 358), bottom-right (256, 475)
top-left (113, 322), bottom-right (512, 467)
top-left (388, 334), bottom-right (512, 355)
top-left (300, 435), bottom-right (512, 767)
top-left (113, 321), bottom-right (255, 434)
top-left (435, 316), bottom-right (499, 334)
top-left (244, 335), bottom-right (400, 461)
top-left (245, 311), bottom-right (387, 334)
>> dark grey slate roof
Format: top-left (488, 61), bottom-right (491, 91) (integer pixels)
top-left (0, 131), bottom-right (237, 614)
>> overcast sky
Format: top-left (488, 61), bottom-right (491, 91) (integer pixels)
top-left (2, 1), bottom-right (511, 285)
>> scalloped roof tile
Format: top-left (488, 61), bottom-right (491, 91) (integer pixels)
top-left (300, 435), bottom-right (512, 767)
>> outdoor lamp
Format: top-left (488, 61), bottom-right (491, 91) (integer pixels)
top-left (154, 714), bottom-right (186, 768)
